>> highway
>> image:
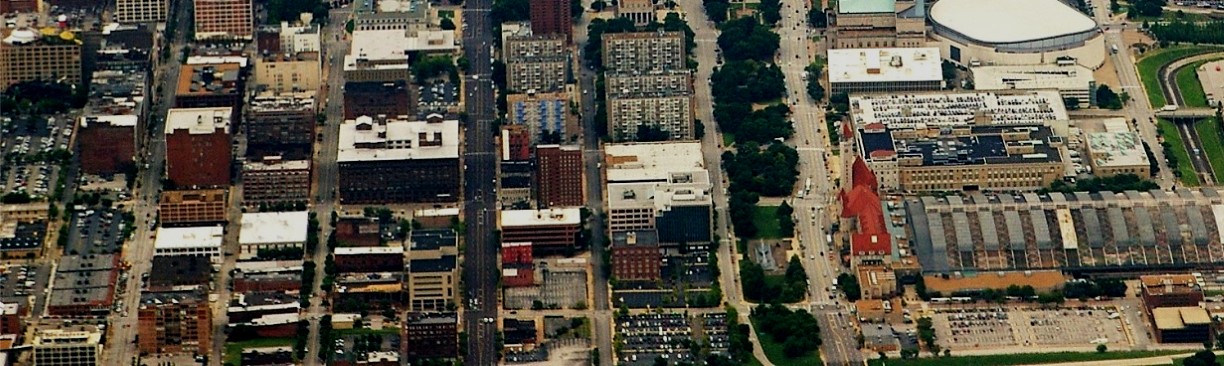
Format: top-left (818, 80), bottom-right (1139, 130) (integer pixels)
top-left (103, 0), bottom-right (193, 363)
top-left (302, 7), bottom-right (351, 366)
top-left (1161, 53), bottom-right (1224, 185)
top-left (459, 0), bottom-right (501, 365)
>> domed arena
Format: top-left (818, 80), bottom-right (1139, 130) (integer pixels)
top-left (928, 0), bottom-right (1106, 69)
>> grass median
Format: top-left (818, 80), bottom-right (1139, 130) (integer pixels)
top-left (1174, 58), bottom-right (1222, 108)
top-left (1136, 46), bottom-right (1223, 107)
top-left (1193, 117), bottom-right (1224, 180)
top-left (866, 350), bottom-right (1191, 366)
top-left (1158, 119), bottom-right (1202, 186)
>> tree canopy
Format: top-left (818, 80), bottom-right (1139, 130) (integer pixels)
top-left (751, 304), bottom-right (822, 358)
top-left (723, 141), bottom-right (800, 197)
top-left (1149, 21), bottom-right (1224, 45)
top-left (703, 0), bottom-right (731, 23)
top-left (717, 17), bottom-right (780, 62)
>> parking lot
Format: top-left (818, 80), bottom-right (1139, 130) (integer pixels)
top-left (504, 267), bottom-right (587, 310)
top-left (1, 114), bottom-right (74, 200)
top-left (66, 208), bottom-right (126, 256)
top-left (0, 264), bottom-right (52, 317)
top-left (615, 312), bottom-right (729, 366)
top-left (930, 306), bottom-right (1130, 351)
top-left (333, 331), bottom-right (401, 362)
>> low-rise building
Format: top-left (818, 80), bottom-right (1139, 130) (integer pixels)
top-left (334, 272), bottom-right (405, 307)
top-left (406, 229), bottom-right (458, 311)
top-left (402, 312), bottom-right (458, 360)
top-left (253, 51), bottom-right (321, 94)
top-left (232, 261), bottom-right (303, 293)
top-left (1151, 306), bottom-right (1212, 344)
top-left (154, 226), bottom-right (225, 263)
top-left (971, 64), bottom-right (1095, 107)
top-left (1140, 274), bottom-right (1203, 309)
top-left (138, 290), bottom-right (212, 354)
top-left (611, 230), bottom-right (661, 282)
top-left (334, 246), bottom-right (405, 273)
top-left (343, 81), bottom-right (414, 120)
top-left (1086, 119), bottom-right (1149, 178)
top-left (30, 326), bottom-right (103, 366)
top-left (337, 114), bottom-right (460, 204)
top-left (827, 47), bottom-right (943, 94)
top-left (159, 189), bottom-right (228, 226)
top-left (47, 254), bottom-right (119, 317)
top-left (0, 202), bottom-right (47, 259)
top-left (238, 211), bottom-right (309, 260)
top-left (501, 241), bottom-right (534, 288)
top-left (228, 292), bottom-right (301, 323)
top-left (857, 266), bottom-right (897, 300)
top-left (77, 115), bottom-right (138, 176)
top-left (850, 90), bottom-right (1069, 129)
top-left (499, 208), bottom-right (582, 254)
top-left (242, 157), bottom-right (312, 209)
top-left (507, 91), bottom-right (576, 143)
top-left (148, 255), bottom-right (212, 292)
top-left (175, 63), bottom-right (244, 111)
top-left (334, 215), bottom-right (383, 247)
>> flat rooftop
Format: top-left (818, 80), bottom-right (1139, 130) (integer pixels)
top-left (838, 0), bottom-right (896, 14)
top-left (154, 226), bottom-right (225, 249)
top-left (79, 114), bottom-right (137, 128)
top-left (335, 246), bottom-right (404, 255)
top-left (1152, 307), bottom-right (1212, 330)
top-left (250, 91), bottom-right (316, 112)
top-left (604, 142), bottom-right (705, 183)
top-left (1087, 119), bottom-right (1147, 168)
top-left (150, 255), bottom-right (212, 288)
top-left (176, 63), bottom-right (241, 96)
top-left (350, 29), bottom-right (456, 62)
top-left (860, 124), bottom-right (1064, 166)
top-left (851, 90), bottom-right (1068, 129)
top-left (971, 64), bottom-right (1095, 91)
top-left (337, 114), bottom-right (460, 162)
top-left (500, 208), bottom-right (582, 227)
top-left (243, 158), bottom-right (310, 172)
top-left (409, 229), bottom-right (457, 250)
top-left (409, 255), bottom-right (457, 272)
top-left (828, 48), bottom-right (942, 84)
top-left (239, 211), bottom-right (310, 244)
top-left (165, 107), bottom-right (232, 135)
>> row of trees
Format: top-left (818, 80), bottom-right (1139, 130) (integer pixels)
top-left (1041, 174), bottom-right (1160, 193)
top-left (1126, 0), bottom-right (1166, 19)
top-left (1150, 21), bottom-right (1224, 45)
top-left (751, 303), bottom-right (822, 358)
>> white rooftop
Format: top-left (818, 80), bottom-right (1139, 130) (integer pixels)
top-left (930, 0), bottom-right (1097, 44)
top-left (165, 107), bottom-right (232, 135)
top-left (501, 208), bottom-right (582, 227)
top-left (335, 246), bottom-right (405, 255)
top-left (604, 142), bottom-right (705, 183)
top-left (828, 48), bottom-right (942, 84)
top-left (243, 158), bottom-right (310, 171)
top-left (404, 30), bottom-right (458, 52)
top-left (155, 226), bottom-right (224, 249)
top-left (239, 211), bottom-right (310, 244)
top-left (186, 56), bottom-right (249, 67)
top-left (972, 64), bottom-right (1095, 91)
top-left (350, 29), bottom-right (456, 61)
top-left (337, 115), bottom-right (460, 162)
top-left (1088, 118), bottom-right (1147, 168)
top-left (80, 114), bottom-right (137, 128)
top-left (851, 90), bottom-right (1069, 129)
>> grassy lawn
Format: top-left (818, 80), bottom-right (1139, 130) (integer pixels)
top-left (749, 319), bottom-right (822, 366)
top-left (1158, 119), bottom-right (1202, 186)
top-left (753, 205), bottom-right (783, 239)
top-left (224, 338), bottom-right (295, 366)
top-left (723, 132), bottom-right (736, 147)
top-left (1206, 289), bottom-right (1224, 296)
top-left (865, 350), bottom-right (1191, 366)
top-left (1175, 58), bottom-right (1223, 107)
top-left (1193, 117), bottom-right (1224, 179)
top-left (1136, 46), bottom-right (1223, 106)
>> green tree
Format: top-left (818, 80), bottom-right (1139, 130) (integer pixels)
top-left (808, 8), bottom-right (828, 27)
top-left (1096, 84), bottom-right (1123, 109)
top-left (717, 17), bottom-right (780, 62)
top-left (703, 0), bottom-right (730, 23)
top-left (1097, 344), bottom-right (1108, 353)
top-left (440, 17), bottom-right (456, 30)
top-left (760, 0), bottom-right (782, 25)
top-left (777, 201), bottom-right (795, 237)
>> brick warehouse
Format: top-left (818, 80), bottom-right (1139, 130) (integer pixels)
top-left (164, 107), bottom-right (233, 188)
top-left (337, 114), bottom-right (460, 204)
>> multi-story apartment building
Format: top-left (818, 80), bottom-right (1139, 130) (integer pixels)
top-left (337, 114), bottom-right (460, 204)
top-left (77, 115), bottom-right (137, 176)
top-left (601, 31), bottom-right (685, 74)
top-left (30, 326), bottom-right (103, 366)
top-left (159, 189), bottom-right (228, 226)
top-left (194, 0), bottom-right (254, 40)
top-left (165, 107), bottom-right (233, 188)
top-left (137, 291), bottom-right (212, 355)
top-left (528, 0), bottom-right (572, 42)
top-left (0, 28), bottom-right (82, 92)
top-left (253, 52), bottom-right (321, 94)
top-left (535, 145), bottom-right (583, 207)
top-left (115, 0), bottom-right (167, 23)
top-left (605, 71), bottom-right (694, 140)
top-left (242, 157), bottom-right (312, 209)
top-left (247, 91), bottom-right (316, 159)
top-left (406, 229), bottom-right (458, 311)
top-left (402, 312), bottom-right (458, 360)
top-left (507, 91), bottom-right (575, 142)
top-left (831, 0), bottom-right (926, 49)
top-left (343, 81), bottom-right (414, 120)
top-left (504, 33), bottom-right (569, 93)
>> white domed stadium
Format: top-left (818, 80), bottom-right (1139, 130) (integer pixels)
top-left (929, 0), bottom-right (1105, 69)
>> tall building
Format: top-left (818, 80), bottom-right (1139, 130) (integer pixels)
top-left (76, 115), bottom-right (137, 176)
top-left (406, 229), bottom-right (458, 311)
top-left (508, 91), bottom-right (575, 142)
top-left (241, 157), bottom-right (312, 209)
top-left (528, 0), bottom-right (572, 43)
top-left (165, 107), bottom-right (233, 188)
top-left (604, 142), bottom-right (714, 249)
top-left (601, 31), bottom-right (685, 74)
top-left (402, 312), bottom-right (458, 360)
top-left (194, 0), bottom-right (254, 40)
top-left (115, 0), bottom-right (167, 23)
top-left (831, 0), bottom-right (926, 49)
top-left (247, 91), bottom-right (316, 159)
top-left (504, 33), bottom-right (570, 93)
top-left (30, 326), bottom-right (103, 366)
top-left (138, 291), bottom-right (212, 355)
top-left (605, 71), bottom-right (694, 140)
top-left (0, 28), bottom-right (83, 92)
top-left (337, 114), bottom-right (460, 204)
top-left (535, 145), bottom-right (583, 207)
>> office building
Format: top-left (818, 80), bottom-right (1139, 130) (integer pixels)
top-left (611, 230), bottom-right (662, 281)
top-left (334, 246), bottom-right (405, 273)
top-left (159, 189), bottom-right (228, 226)
top-left (232, 262), bottom-right (303, 293)
top-left (528, 0), bottom-right (571, 42)
top-left (153, 226), bottom-right (224, 264)
top-left (504, 33), bottom-right (570, 93)
top-left (247, 91), bottom-right (316, 158)
top-left (1086, 119), bottom-right (1150, 178)
top-left (96, 24), bottom-right (155, 72)
top-left (194, 0), bottom-right (254, 40)
top-left (241, 157), bottom-right (312, 209)
top-left (343, 81), bottom-right (414, 119)
top-left (337, 114), bottom-right (461, 204)
top-left (165, 107), bottom-right (233, 188)
top-left (47, 255), bottom-right (120, 317)
top-left (238, 211), bottom-right (309, 260)
top-left (0, 202), bottom-right (47, 259)
top-left (605, 71), bottom-right (694, 141)
top-left (535, 144), bottom-right (583, 208)
top-left (500, 160), bottom-right (534, 209)
top-left (1140, 274), bottom-right (1204, 309)
top-left (906, 189), bottom-right (1224, 273)
top-left (352, 0), bottom-right (430, 31)
top-left (832, 0), bottom-right (926, 49)
top-left (0, 27), bottom-right (83, 92)
top-left (30, 326), bottom-right (102, 366)
top-left (115, 0), bottom-right (166, 23)
top-left (402, 312), bottom-right (458, 360)
top-left (855, 123), bottom-right (1067, 192)
top-left (827, 48), bottom-right (943, 94)
top-left (500, 208), bottom-right (582, 254)
top-left (76, 115), bottom-right (137, 176)
top-left (148, 255), bottom-right (211, 292)
top-left (253, 52), bottom-right (321, 94)
top-left (334, 215), bottom-right (382, 247)
top-left (850, 90), bottom-right (1069, 129)
top-left (268, 16), bottom-right (321, 54)
top-left (601, 31), bottom-right (685, 74)
top-left (406, 229), bottom-right (458, 311)
top-left (617, 0), bottom-right (656, 26)
top-left (604, 142), bottom-right (713, 247)
top-left (971, 64), bottom-right (1096, 107)
top-left (175, 63), bottom-right (243, 111)
top-left (507, 91), bottom-right (576, 143)
top-left (1151, 306), bottom-right (1213, 343)
top-left (137, 291), bottom-right (212, 354)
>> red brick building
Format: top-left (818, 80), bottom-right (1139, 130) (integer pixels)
top-left (165, 107), bottom-right (232, 188)
top-left (335, 216), bottom-right (382, 247)
top-left (501, 241), bottom-right (533, 265)
top-left (159, 189), bottom-right (228, 226)
top-left (535, 145), bottom-right (583, 208)
top-left (501, 242), bottom-right (535, 287)
top-left (0, 302), bottom-right (21, 336)
top-left (501, 124), bottom-right (532, 161)
top-left (402, 312), bottom-right (458, 360)
top-left (137, 291), bottom-right (212, 355)
top-left (343, 81), bottom-right (413, 120)
top-left (333, 246), bottom-right (405, 273)
top-left (1140, 274), bottom-right (1204, 309)
top-left (77, 115), bottom-right (137, 176)
top-left (499, 208), bottom-right (582, 254)
top-left (529, 0), bottom-right (572, 43)
top-left (611, 230), bottom-right (661, 281)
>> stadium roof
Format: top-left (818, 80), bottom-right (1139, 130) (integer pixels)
top-left (929, 0), bottom-right (1096, 44)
